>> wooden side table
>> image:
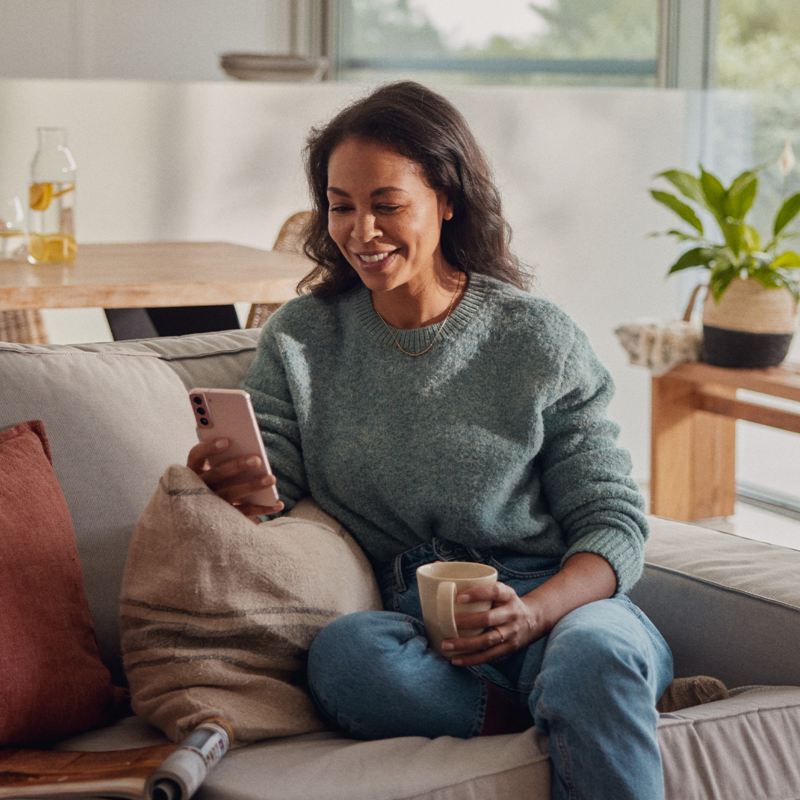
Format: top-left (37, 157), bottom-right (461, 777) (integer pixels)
top-left (650, 360), bottom-right (800, 521)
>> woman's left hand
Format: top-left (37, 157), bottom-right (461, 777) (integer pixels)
top-left (441, 581), bottom-right (544, 667)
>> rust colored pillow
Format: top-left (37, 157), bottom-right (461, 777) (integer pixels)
top-left (0, 420), bottom-right (116, 745)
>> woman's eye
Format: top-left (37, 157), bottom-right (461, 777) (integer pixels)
top-left (329, 206), bottom-right (352, 215)
top-left (376, 205), bottom-right (401, 213)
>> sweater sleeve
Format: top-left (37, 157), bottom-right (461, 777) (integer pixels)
top-left (240, 321), bottom-right (309, 511)
top-left (538, 325), bottom-right (648, 595)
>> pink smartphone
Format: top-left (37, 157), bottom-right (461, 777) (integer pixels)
top-left (188, 387), bottom-right (280, 507)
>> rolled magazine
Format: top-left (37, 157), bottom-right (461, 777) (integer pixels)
top-left (0, 720), bottom-right (232, 800)
top-left (146, 722), bottom-right (230, 800)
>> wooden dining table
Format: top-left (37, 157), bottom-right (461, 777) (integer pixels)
top-left (0, 241), bottom-right (312, 311)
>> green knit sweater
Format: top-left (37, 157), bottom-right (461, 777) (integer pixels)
top-left (242, 272), bottom-right (648, 594)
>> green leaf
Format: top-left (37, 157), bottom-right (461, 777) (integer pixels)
top-left (700, 167), bottom-right (727, 220)
top-left (666, 246), bottom-right (713, 275)
top-left (650, 190), bottom-right (704, 235)
top-left (771, 250), bottom-right (800, 268)
top-left (773, 192), bottom-right (800, 237)
top-left (655, 170), bottom-right (706, 205)
top-left (721, 220), bottom-right (743, 256)
top-left (725, 171), bottom-right (758, 221)
top-left (709, 267), bottom-right (738, 301)
top-left (751, 267), bottom-right (784, 290)
top-left (743, 225), bottom-right (761, 251)
top-left (658, 228), bottom-right (705, 243)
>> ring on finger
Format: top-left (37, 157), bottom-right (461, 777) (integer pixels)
top-left (493, 626), bottom-right (505, 644)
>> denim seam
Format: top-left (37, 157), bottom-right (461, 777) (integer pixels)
top-left (470, 678), bottom-right (488, 737)
top-left (536, 692), bottom-right (580, 799)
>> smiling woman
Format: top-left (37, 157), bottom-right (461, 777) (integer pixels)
top-left (215, 81), bottom-right (678, 800)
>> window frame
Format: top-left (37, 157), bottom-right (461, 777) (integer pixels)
top-left (301, 0), bottom-right (719, 89)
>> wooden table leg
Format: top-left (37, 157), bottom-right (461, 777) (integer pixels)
top-left (650, 374), bottom-right (737, 520)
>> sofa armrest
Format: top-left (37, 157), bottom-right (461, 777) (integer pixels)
top-left (629, 517), bottom-right (800, 688)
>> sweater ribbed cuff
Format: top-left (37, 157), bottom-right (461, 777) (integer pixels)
top-left (560, 528), bottom-right (644, 595)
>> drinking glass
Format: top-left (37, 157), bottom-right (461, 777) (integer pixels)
top-left (0, 191), bottom-right (27, 261)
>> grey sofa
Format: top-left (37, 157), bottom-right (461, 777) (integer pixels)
top-left (2, 327), bottom-right (799, 800)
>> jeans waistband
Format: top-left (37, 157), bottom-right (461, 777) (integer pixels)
top-left (376, 538), bottom-right (490, 600)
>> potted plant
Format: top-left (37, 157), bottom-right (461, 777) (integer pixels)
top-left (650, 145), bottom-right (800, 368)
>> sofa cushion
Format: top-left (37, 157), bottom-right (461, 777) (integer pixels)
top-left (62, 328), bottom-right (260, 390)
top-left (0, 420), bottom-right (116, 745)
top-left (631, 518), bottom-right (800, 687)
top-left (57, 685), bottom-right (800, 800)
top-left (120, 466), bottom-right (382, 743)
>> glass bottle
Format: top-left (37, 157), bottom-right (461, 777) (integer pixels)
top-left (28, 127), bottom-right (77, 264)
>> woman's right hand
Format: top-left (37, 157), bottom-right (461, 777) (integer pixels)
top-left (187, 438), bottom-right (284, 523)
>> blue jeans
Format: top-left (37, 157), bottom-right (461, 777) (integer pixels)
top-left (307, 539), bottom-right (673, 800)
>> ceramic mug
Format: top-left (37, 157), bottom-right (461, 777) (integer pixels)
top-left (416, 561), bottom-right (498, 657)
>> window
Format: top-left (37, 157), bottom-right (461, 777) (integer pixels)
top-left (330, 0), bottom-right (661, 87)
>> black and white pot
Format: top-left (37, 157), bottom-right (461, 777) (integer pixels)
top-left (702, 278), bottom-right (798, 368)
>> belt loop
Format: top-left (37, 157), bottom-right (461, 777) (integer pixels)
top-left (393, 552), bottom-right (407, 594)
top-left (432, 538), bottom-right (451, 561)
top-left (466, 546), bottom-right (485, 563)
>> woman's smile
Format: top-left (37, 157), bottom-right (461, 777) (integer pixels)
top-left (352, 249), bottom-right (400, 270)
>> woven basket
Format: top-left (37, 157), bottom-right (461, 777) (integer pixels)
top-left (701, 278), bottom-right (798, 368)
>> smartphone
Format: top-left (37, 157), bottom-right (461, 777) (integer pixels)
top-left (188, 387), bottom-right (280, 507)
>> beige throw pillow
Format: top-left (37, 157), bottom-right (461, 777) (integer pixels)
top-left (120, 465), bottom-right (382, 744)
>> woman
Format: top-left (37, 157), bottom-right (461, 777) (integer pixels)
top-left (188, 81), bottom-right (673, 799)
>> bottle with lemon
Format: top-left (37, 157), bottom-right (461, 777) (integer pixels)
top-left (28, 127), bottom-right (77, 264)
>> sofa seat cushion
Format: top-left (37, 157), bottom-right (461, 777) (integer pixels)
top-left (58, 686), bottom-right (800, 800)
top-left (632, 518), bottom-right (800, 687)
top-left (659, 685), bottom-right (800, 800)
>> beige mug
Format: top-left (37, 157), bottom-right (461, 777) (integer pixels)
top-left (416, 561), bottom-right (498, 657)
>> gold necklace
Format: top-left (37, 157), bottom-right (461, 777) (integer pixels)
top-left (374, 272), bottom-right (465, 358)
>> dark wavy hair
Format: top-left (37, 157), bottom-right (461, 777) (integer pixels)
top-left (298, 81), bottom-right (529, 296)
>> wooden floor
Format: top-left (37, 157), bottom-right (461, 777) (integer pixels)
top-left (643, 486), bottom-right (800, 551)
top-left (695, 502), bottom-right (800, 551)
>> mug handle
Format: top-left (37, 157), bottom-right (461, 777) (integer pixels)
top-left (436, 581), bottom-right (459, 639)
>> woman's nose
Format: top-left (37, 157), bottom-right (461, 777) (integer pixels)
top-left (351, 213), bottom-right (381, 243)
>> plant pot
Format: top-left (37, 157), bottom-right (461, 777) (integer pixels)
top-left (701, 278), bottom-right (798, 368)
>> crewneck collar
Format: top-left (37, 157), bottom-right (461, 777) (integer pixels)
top-left (354, 272), bottom-right (488, 353)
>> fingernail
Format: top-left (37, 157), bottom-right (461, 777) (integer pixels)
top-left (442, 642), bottom-right (454, 651)
top-left (452, 658), bottom-right (463, 666)
top-left (246, 456), bottom-right (260, 466)
top-left (215, 438), bottom-right (228, 449)
top-left (260, 476), bottom-right (271, 485)
top-left (456, 594), bottom-right (470, 603)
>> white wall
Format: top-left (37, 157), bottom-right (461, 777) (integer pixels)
top-left (0, 0), bottom-right (291, 81)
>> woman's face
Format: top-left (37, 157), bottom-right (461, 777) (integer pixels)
top-left (326, 137), bottom-right (453, 292)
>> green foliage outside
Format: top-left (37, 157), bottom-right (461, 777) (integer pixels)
top-left (716, 0), bottom-right (800, 89)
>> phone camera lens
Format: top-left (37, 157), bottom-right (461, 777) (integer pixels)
top-left (200, 418), bottom-right (209, 426)
top-left (192, 396), bottom-right (202, 405)
top-left (196, 407), bottom-right (206, 415)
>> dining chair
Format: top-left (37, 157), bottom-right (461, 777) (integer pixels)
top-left (246, 210), bottom-right (311, 329)
top-left (0, 309), bottom-right (48, 344)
